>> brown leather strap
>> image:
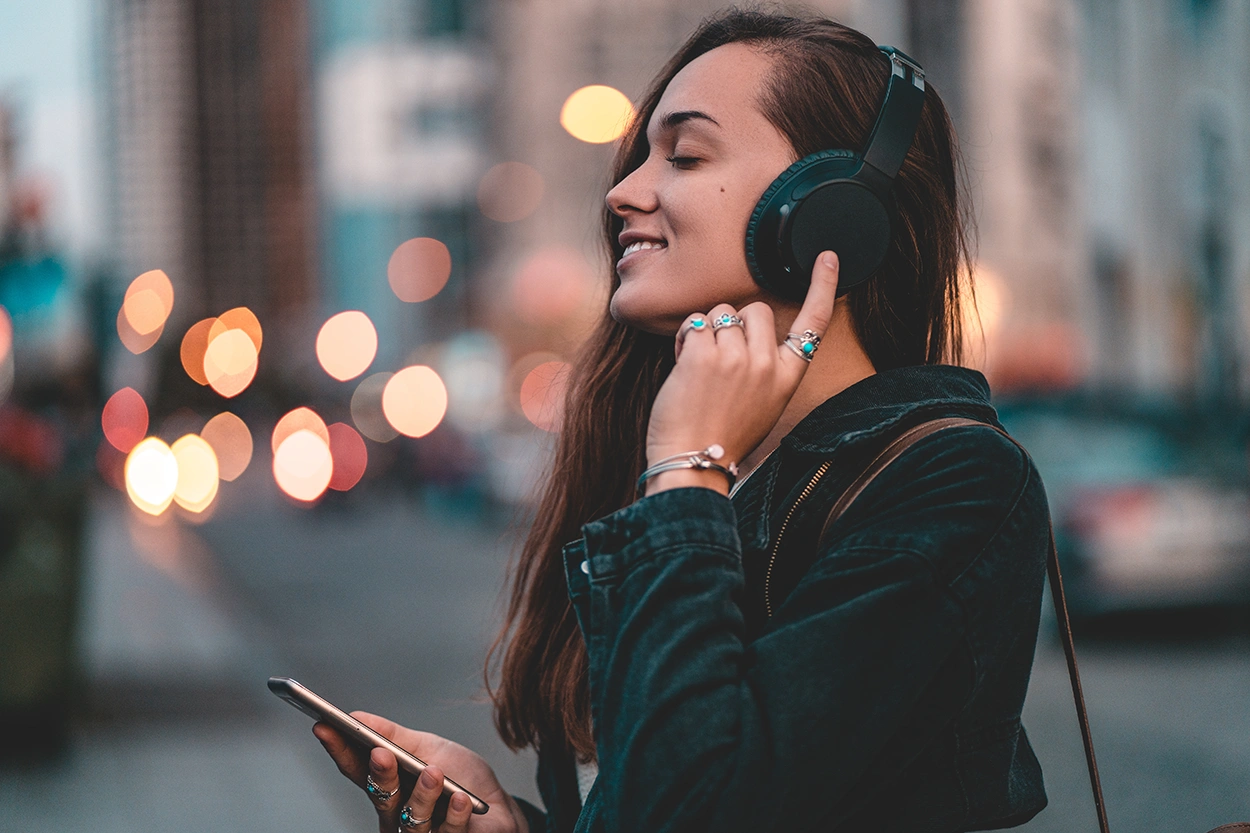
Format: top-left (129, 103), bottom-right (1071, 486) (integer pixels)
top-left (814, 417), bottom-right (1112, 833)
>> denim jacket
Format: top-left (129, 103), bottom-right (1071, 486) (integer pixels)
top-left (513, 365), bottom-right (1050, 833)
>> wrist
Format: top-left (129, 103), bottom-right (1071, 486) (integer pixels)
top-left (643, 467), bottom-right (731, 497)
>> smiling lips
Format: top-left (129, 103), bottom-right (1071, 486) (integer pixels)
top-left (618, 239), bottom-right (667, 268)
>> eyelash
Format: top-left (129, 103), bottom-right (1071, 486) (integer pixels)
top-left (664, 155), bottom-right (700, 170)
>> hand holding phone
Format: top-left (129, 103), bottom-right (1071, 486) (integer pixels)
top-left (272, 675), bottom-right (537, 830)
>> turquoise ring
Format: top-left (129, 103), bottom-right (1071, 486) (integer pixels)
top-left (711, 313), bottom-right (745, 331)
top-left (783, 329), bottom-right (822, 362)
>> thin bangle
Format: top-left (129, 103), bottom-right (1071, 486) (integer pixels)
top-left (636, 459), bottom-right (736, 495)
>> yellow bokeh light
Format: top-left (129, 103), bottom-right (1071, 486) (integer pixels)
top-left (316, 311), bottom-right (378, 381)
top-left (559, 85), bottom-right (634, 144)
top-left (204, 328), bottom-right (259, 398)
top-left (272, 407), bottom-right (329, 454)
top-left (273, 428), bottom-right (333, 503)
top-left (201, 411), bottom-right (253, 482)
top-left (477, 162), bottom-right (545, 222)
top-left (125, 437), bottom-right (179, 515)
top-left (382, 365), bottom-right (448, 438)
top-left (171, 434), bottom-right (219, 513)
top-left (387, 238), bottom-right (451, 303)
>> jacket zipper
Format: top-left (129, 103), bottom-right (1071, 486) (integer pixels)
top-left (764, 460), bottom-right (832, 618)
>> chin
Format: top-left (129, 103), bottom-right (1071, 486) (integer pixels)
top-left (608, 281), bottom-right (685, 336)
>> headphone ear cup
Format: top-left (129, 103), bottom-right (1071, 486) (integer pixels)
top-left (745, 149), bottom-right (867, 302)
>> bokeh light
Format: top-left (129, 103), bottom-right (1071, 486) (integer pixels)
top-left (316, 311), bottom-right (378, 381)
top-left (125, 437), bottom-right (179, 515)
top-left (208, 307), bottom-right (263, 353)
top-left (117, 305), bottom-right (163, 354)
top-left (387, 238), bottom-right (452, 303)
top-left (272, 407), bottom-right (329, 453)
top-left (101, 387), bottom-right (149, 453)
top-left (351, 372), bottom-right (399, 442)
top-left (559, 85), bottom-right (635, 143)
top-left (171, 434), bottom-right (220, 513)
top-left (442, 330), bottom-right (506, 435)
top-left (477, 161), bottom-right (545, 222)
top-left (511, 247), bottom-right (593, 325)
top-left (204, 328), bottom-right (259, 398)
top-left (0, 305), bottom-right (12, 364)
top-left (180, 318), bottom-right (218, 385)
top-left (382, 365), bottom-right (448, 438)
top-left (122, 270), bottom-right (174, 335)
top-left (201, 411), bottom-right (252, 481)
top-left (327, 422), bottom-right (368, 491)
top-left (273, 429), bottom-right (333, 502)
top-left (519, 359), bottom-right (571, 432)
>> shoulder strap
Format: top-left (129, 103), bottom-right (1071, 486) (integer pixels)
top-left (816, 416), bottom-right (1111, 833)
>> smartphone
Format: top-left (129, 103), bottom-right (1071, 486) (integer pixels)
top-left (268, 676), bottom-right (489, 815)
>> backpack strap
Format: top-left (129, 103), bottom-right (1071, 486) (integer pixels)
top-left (814, 416), bottom-right (1111, 833)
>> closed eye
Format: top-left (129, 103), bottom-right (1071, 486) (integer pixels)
top-left (664, 156), bottom-right (700, 170)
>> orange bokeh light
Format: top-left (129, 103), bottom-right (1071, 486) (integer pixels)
top-left (511, 247), bottom-right (592, 325)
top-left (117, 305), bottom-right (163, 354)
top-left (122, 269), bottom-right (174, 336)
top-left (272, 407), bottom-right (329, 454)
top-left (180, 318), bottom-right (218, 385)
top-left (204, 328), bottom-right (258, 398)
top-left (201, 411), bottom-right (252, 482)
top-left (102, 387), bottom-right (149, 453)
top-left (382, 365), bottom-right (447, 438)
top-left (351, 372), bottom-right (399, 443)
top-left (519, 360), bottom-right (570, 432)
top-left (387, 238), bottom-right (451, 303)
top-left (0, 305), bottom-right (12, 364)
top-left (316, 311), bottom-right (378, 382)
top-left (273, 429), bottom-right (333, 503)
top-left (171, 434), bottom-right (219, 513)
top-left (477, 162), bottom-right (545, 222)
top-left (208, 307), bottom-right (263, 353)
top-left (327, 422), bottom-right (367, 491)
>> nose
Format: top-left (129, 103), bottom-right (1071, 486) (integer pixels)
top-left (605, 162), bottom-right (658, 218)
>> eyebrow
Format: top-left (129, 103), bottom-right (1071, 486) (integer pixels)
top-left (655, 110), bottom-right (721, 132)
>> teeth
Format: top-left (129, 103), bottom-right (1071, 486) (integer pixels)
top-left (622, 240), bottom-right (666, 257)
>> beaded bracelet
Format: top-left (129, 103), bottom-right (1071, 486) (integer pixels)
top-left (636, 444), bottom-right (739, 495)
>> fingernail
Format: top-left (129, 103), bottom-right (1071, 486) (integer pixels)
top-left (452, 793), bottom-right (469, 811)
top-left (821, 251), bottom-right (837, 269)
top-left (420, 769), bottom-right (439, 789)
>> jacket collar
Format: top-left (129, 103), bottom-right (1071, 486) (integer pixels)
top-left (731, 365), bottom-right (999, 553)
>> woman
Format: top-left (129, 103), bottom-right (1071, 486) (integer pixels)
top-left (314, 9), bottom-right (1051, 832)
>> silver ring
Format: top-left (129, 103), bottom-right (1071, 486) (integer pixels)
top-left (783, 329), bottom-right (821, 362)
top-left (366, 774), bottom-right (399, 802)
top-left (678, 316), bottom-right (711, 339)
top-left (710, 313), bottom-right (745, 331)
top-left (399, 806), bottom-right (432, 828)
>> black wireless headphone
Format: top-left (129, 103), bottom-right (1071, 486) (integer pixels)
top-left (744, 46), bottom-right (926, 302)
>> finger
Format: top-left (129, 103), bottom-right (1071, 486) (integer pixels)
top-left (706, 305), bottom-right (748, 352)
top-left (789, 250), bottom-right (839, 344)
top-left (369, 747), bottom-right (404, 833)
top-left (350, 710), bottom-right (401, 741)
top-left (399, 763), bottom-right (445, 832)
top-left (674, 312), bottom-right (712, 361)
top-left (736, 301), bottom-right (776, 364)
top-left (437, 791), bottom-right (474, 833)
top-left (313, 722), bottom-right (368, 784)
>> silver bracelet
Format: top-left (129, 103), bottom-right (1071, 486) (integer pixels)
top-left (636, 450), bottom-right (738, 495)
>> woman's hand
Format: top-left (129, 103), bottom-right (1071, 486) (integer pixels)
top-left (313, 712), bottom-right (530, 833)
top-left (645, 251), bottom-right (840, 487)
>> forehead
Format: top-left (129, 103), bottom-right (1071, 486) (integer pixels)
top-left (648, 42), bottom-right (778, 140)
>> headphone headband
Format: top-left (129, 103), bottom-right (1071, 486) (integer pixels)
top-left (860, 46), bottom-right (926, 184)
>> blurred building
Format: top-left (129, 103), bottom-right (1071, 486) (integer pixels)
top-left (102, 0), bottom-right (319, 370)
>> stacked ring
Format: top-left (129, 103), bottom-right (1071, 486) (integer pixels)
top-left (711, 313), bottom-right (745, 331)
top-left (365, 774), bottom-right (399, 802)
top-left (783, 329), bottom-right (821, 362)
top-left (400, 806), bottom-right (432, 828)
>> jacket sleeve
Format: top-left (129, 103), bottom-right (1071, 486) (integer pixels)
top-left (512, 796), bottom-right (548, 833)
top-left (562, 428), bottom-right (1033, 832)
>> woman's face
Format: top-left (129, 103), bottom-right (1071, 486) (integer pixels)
top-left (606, 43), bottom-right (798, 336)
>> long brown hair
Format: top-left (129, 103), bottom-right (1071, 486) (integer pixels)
top-left (486, 7), bottom-right (975, 762)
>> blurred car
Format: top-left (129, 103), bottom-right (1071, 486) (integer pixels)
top-left (997, 403), bottom-right (1250, 619)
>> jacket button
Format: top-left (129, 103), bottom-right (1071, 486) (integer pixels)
top-left (580, 560), bottom-right (590, 574)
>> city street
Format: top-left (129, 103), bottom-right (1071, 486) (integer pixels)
top-left (2, 460), bottom-right (1248, 831)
